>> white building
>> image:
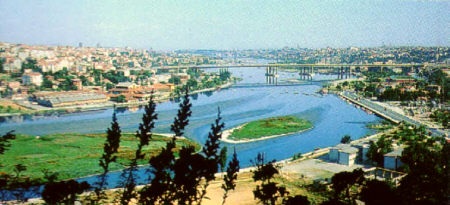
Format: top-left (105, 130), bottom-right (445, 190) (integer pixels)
top-left (3, 59), bottom-right (22, 72)
top-left (353, 142), bottom-right (370, 163)
top-left (329, 144), bottom-right (358, 166)
top-left (22, 72), bottom-right (43, 86)
top-left (384, 147), bottom-right (404, 170)
top-left (152, 74), bottom-right (171, 83)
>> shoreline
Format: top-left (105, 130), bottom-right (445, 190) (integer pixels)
top-left (220, 124), bottom-right (314, 144)
top-left (0, 82), bottom-right (233, 118)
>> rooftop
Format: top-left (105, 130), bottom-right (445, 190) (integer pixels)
top-left (332, 144), bottom-right (358, 154)
top-left (385, 147), bottom-right (404, 157)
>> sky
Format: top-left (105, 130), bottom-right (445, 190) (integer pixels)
top-left (0, 0), bottom-right (449, 50)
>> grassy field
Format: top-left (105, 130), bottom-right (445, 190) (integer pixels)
top-left (0, 133), bottom-right (200, 181)
top-left (229, 116), bottom-right (313, 140)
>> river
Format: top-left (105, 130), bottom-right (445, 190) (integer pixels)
top-left (0, 65), bottom-right (381, 189)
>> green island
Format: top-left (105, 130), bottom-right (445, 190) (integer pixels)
top-left (228, 116), bottom-right (313, 141)
top-left (0, 133), bottom-right (200, 181)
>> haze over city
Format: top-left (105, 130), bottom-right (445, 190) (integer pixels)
top-left (0, 0), bottom-right (449, 50)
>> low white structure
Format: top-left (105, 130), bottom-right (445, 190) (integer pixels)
top-left (353, 142), bottom-right (370, 163)
top-left (329, 144), bottom-right (358, 166)
top-left (384, 147), bottom-right (404, 170)
top-left (22, 72), bottom-right (43, 86)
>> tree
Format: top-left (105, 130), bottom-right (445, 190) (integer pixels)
top-left (330, 168), bottom-right (365, 204)
top-left (196, 108), bottom-right (226, 204)
top-left (252, 153), bottom-right (288, 205)
top-left (428, 69), bottom-right (447, 103)
top-left (186, 78), bottom-right (198, 90)
top-left (219, 146), bottom-right (228, 173)
top-left (93, 109), bottom-right (122, 201)
top-left (0, 58), bottom-right (5, 73)
top-left (0, 131), bottom-right (15, 155)
top-left (340, 135), bottom-right (351, 144)
top-left (169, 76), bottom-right (181, 85)
top-left (42, 180), bottom-right (90, 205)
top-left (140, 88), bottom-right (192, 204)
top-left (219, 69), bottom-right (231, 81)
top-left (112, 95), bottom-right (127, 103)
top-left (171, 87), bottom-right (192, 138)
top-left (360, 179), bottom-right (400, 205)
top-left (221, 148), bottom-right (240, 205)
top-left (430, 109), bottom-right (449, 128)
top-left (366, 136), bottom-right (392, 166)
top-left (59, 78), bottom-right (76, 91)
top-left (398, 137), bottom-right (448, 204)
top-left (20, 58), bottom-right (41, 73)
top-left (283, 195), bottom-right (310, 205)
top-left (342, 81), bottom-right (349, 87)
top-left (141, 103), bottom-right (227, 205)
top-left (41, 78), bottom-right (53, 89)
top-left (119, 94), bottom-right (158, 205)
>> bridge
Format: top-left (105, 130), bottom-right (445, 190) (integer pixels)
top-left (141, 63), bottom-right (448, 81)
top-left (141, 63), bottom-right (447, 70)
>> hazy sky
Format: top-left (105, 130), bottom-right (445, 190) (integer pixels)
top-left (0, 0), bottom-right (449, 50)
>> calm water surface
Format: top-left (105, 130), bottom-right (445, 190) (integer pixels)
top-left (0, 66), bottom-right (380, 188)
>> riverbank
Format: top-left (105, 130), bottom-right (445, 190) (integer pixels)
top-left (13, 127), bottom-right (395, 205)
top-left (221, 116), bottom-right (313, 144)
top-left (0, 82), bottom-right (234, 118)
top-left (0, 133), bottom-right (200, 181)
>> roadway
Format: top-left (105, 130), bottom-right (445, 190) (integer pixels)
top-left (139, 63), bottom-right (445, 71)
top-left (341, 91), bottom-right (448, 136)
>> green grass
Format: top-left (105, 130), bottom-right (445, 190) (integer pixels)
top-left (0, 133), bottom-right (200, 181)
top-left (229, 116), bottom-right (313, 140)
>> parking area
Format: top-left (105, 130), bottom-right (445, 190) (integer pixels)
top-left (281, 158), bottom-right (363, 180)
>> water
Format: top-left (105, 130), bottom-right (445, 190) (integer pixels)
top-left (0, 66), bottom-right (380, 190)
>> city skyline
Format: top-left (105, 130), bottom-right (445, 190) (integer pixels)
top-left (0, 0), bottom-right (449, 50)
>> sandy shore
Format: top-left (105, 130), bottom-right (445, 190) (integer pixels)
top-left (220, 124), bottom-right (314, 144)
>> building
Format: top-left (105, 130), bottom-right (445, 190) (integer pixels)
top-left (7, 81), bottom-right (21, 92)
top-left (108, 82), bottom-right (154, 102)
top-left (352, 142), bottom-right (370, 163)
top-left (72, 78), bottom-right (83, 90)
top-left (116, 69), bottom-right (130, 77)
top-left (152, 74), bottom-right (171, 83)
top-left (3, 58), bottom-right (22, 72)
top-left (384, 147), bottom-right (404, 170)
top-left (386, 76), bottom-right (416, 86)
top-left (329, 144), bottom-right (359, 166)
top-left (151, 83), bottom-right (175, 93)
top-left (22, 72), bottom-right (43, 86)
top-left (114, 82), bottom-right (138, 90)
top-left (33, 91), bottom-right (108, 107)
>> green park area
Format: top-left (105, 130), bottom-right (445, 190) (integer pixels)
top-left (229, 116), bottom-right (313, 141)
top-left (0, 133), bottom-right (200, 181)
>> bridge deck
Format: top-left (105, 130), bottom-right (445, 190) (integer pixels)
top-left (140, 63), bottom-right (447, 70)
